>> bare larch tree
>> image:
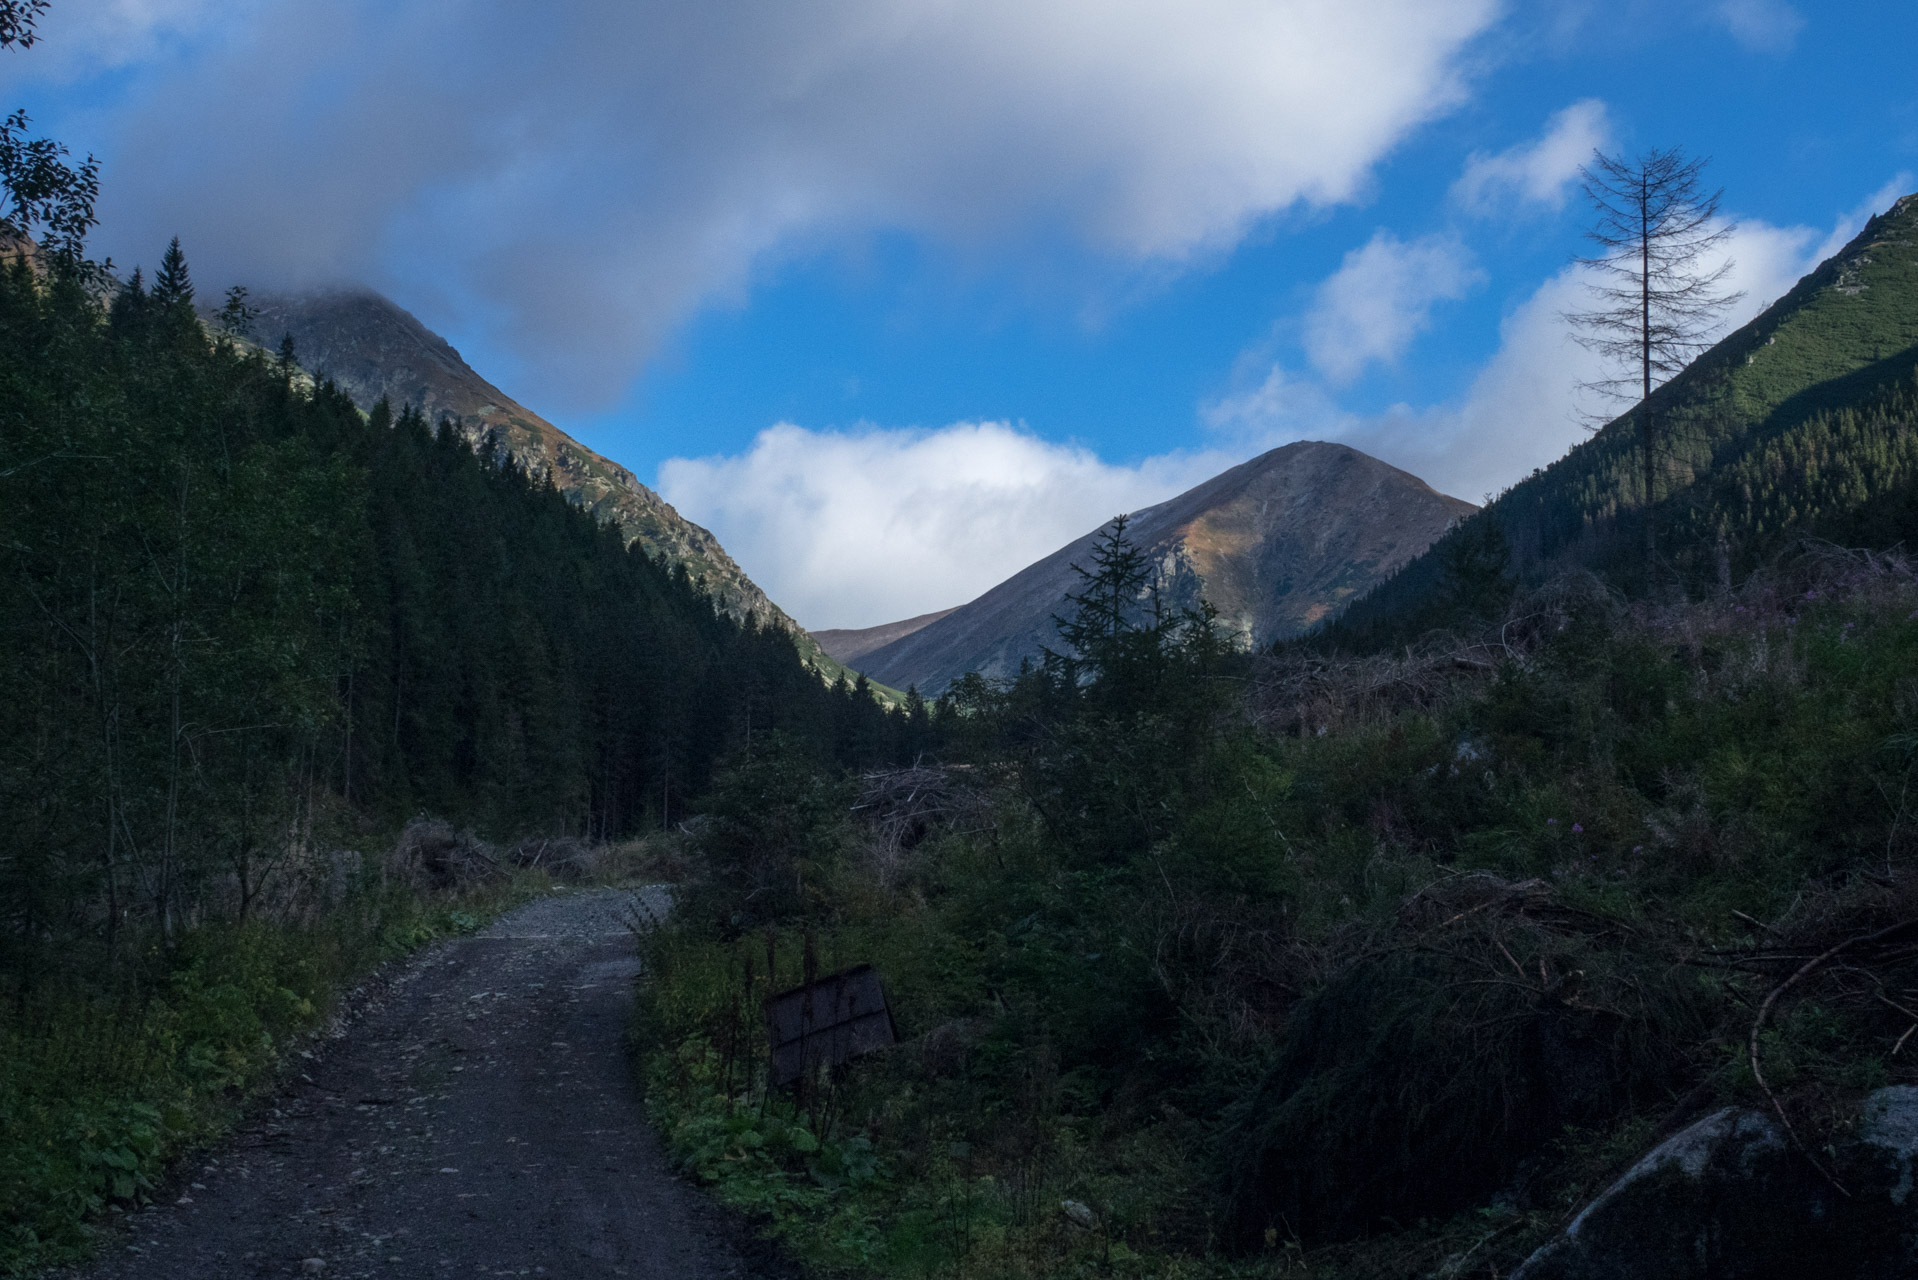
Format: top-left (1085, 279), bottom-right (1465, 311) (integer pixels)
top-left (1566, 147), bottom-right (1741, 561)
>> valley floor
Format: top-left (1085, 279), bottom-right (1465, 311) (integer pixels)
top-left (62, 889), bottom-right (769, 1280)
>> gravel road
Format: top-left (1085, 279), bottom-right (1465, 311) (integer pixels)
top-left (71, 887), bottom-right (771, 1280)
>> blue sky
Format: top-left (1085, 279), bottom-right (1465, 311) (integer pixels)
top-left (6, 0), bottom-right (1915, 627)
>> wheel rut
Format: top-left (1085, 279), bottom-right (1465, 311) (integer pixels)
top-left (72, 888), bottom-right (763, 1280)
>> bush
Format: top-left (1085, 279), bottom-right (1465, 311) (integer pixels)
top-left (637, 548), bottom-right (1918, 1278)
top-left (1221, 874), bottom-right (1712, 1244)
top-left (683, 734), bottom-right (854, 932)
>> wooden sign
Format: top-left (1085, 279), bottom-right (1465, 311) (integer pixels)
top-left (763, 964), bottom-right (896, 1086)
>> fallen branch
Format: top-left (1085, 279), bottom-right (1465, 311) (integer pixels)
top-left (1747, 918), bottom-right (1918, 1198)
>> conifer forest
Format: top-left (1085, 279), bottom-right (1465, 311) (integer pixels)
top-left (9, 2), bottom-right (1918, 1277)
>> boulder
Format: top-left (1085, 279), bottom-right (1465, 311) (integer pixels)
top-left (1514, 1087), bottom-right (1918, 1279)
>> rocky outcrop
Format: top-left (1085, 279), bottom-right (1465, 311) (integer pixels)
top-left (1514, 1088), bottom-right (1918, 1280)
top-left (852, 441), bottom-right (1473, 694)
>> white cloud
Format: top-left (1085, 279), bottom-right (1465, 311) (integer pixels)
top-left (657, 422), bottom-right (1231, 629)
top-left (1303, 231), bottom-right (1483, 384)
top-left (1209, 196), bottom-right (1894, 503)
top-left (1714, 0), bottom-right (1805, 53)
top-left (59, 0), bottom-right (1502, 409)
top-left (26, 0), bottom-right (235, 75)
top-left (663, 184), bottom-right (1906, 629)
top-left (1806, 174), bottom-right (1917, 267)
top-left (1451, 99), bottom-right (1611, 214)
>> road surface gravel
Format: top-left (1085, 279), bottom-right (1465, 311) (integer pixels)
top-left (70, 887), bottom-right (776, 1280)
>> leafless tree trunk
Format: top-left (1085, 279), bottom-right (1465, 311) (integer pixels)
top-left (1565, 148), bottom-right (1742, 566)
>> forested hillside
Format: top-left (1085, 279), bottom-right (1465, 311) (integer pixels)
top-left (1332, 191), bottom-right (1918, 645)
top-left (0, 245), bottom-right (909, 1267)
top-left (239, 288), bottom-right (876, 693)
top-left (1, 248), bottom-right (906, 881)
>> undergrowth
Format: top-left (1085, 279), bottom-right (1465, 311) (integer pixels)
top-left (635, 542), bottom-right (1918, 1279)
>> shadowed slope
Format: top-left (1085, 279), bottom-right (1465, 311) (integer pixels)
top-left (856, 441), bottom-right (1473, 694)
top-left (1333, 190), bottom-right (1918, 645)
top-left (244, 289), bottom-right (857, 682)
top-left (812, 609), bottom-right (959, 665)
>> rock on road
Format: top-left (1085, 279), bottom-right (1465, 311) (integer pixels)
top-left (72, 888), bottom-right (768, 1280)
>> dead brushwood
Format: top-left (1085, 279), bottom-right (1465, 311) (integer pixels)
top-left (849, 763), bottom-right (994, 887)
top-left (1630, 539), bottom-right (1918, 655)
top-left (1252, 574), bottom-right (1622, 737)
top-left (1258, 542), bottom-right (1918, 742)
top-left (1684, 866), bottom-right (1918, 1194)
top-left (508, 835), bottom-right (600, 881)
top-left (1223, 871), bottom-right (1702, 1246)
top-left (391, 817), bottom-right (504, 890)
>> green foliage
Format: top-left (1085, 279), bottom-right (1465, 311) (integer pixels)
top-left (640, 547), bottom-right (1918, 1278)
top-left (0, 236), bottom-right (910, 1269)
top-left (1015, 517), bottom-right (1246, 860)
top-left (685, 734), bottom-right (854, 930)
top-left (0, 109), bottom-right (97, 268)
top-left (0, 2), bottom-right (49, 51)
top-left (0, 872), bottom-right (534, 1274)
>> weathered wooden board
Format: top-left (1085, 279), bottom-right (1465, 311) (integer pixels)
top-left (763, 964), bottom-right (896, 1086)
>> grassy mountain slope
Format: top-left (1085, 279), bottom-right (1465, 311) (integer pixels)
top-left (812, 608), bottom-right (960, 665)
top-left (857, 442), bottom-right (1473, 694)
top-left (1334, 191), bottom-right (1918, 643)
top-left (242, 289), bottom-right (869, 688)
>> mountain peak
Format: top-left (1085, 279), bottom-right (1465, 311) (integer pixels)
top-left (853, 441), bottom-right (1473, 693)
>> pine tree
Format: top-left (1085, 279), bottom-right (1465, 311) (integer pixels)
top-left (110, 266), bottom-right (148, 333)
top-left (152, 235), bottom-right (192, 306)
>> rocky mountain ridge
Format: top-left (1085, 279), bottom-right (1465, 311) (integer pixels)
top-left (811, 609), bottom-right (959, 666)
top-left (853, 441), bottom-right (1474, 694)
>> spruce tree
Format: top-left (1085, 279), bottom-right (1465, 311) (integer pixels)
top-left (110, 266), bottom-right (148, 334)
top-left (152, 235), bottom-right (192, 306)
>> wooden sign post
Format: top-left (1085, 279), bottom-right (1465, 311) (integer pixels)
top-left (763, 963), bottom-right (896, 1086)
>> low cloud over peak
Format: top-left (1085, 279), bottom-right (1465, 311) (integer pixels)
top-left (64, 0), bottom-right (1501, 410)
top-left (658, 421), bottom-right (1231, 631)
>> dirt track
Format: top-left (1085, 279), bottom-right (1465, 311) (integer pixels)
top-left (72, 888), bottom-right (770, 1280)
